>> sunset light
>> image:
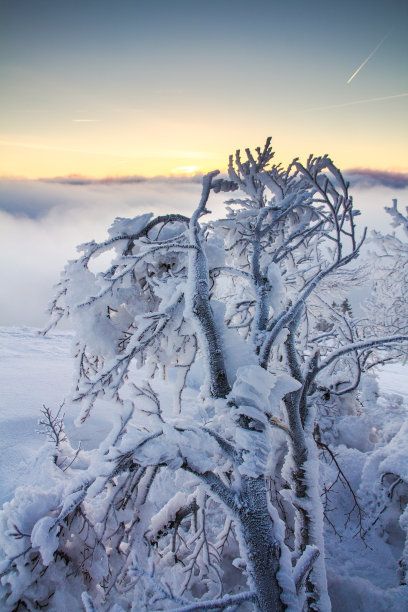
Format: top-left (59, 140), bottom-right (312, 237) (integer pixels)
top-left (170, 165), bottom-right (201, 175)
top-left (1, 1), bottom-right (406, 179)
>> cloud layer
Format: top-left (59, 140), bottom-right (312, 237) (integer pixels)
top-left (0, 177), bottom-right (226, 327)
top-left (0, 175), bottom-right (205, 220)
top-left (345, 168), bottom-right (408, 190)
top-left (0, 175), bottom-right (406, 328)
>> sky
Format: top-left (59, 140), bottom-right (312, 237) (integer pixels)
top-left (0, 0), bottom-right (407, 178)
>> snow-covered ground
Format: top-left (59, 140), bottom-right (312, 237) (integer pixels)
top-left (376, 362), bottom-right (408, 399)
top-left (0, 327), bottom-right (113, 507)
top-left (0, 326), bottom-right (407, 610)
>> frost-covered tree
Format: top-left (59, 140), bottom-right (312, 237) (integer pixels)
top-left (362, 199), bottom-right (408, 368)
top-left (1, 139), bottom-right (407, 612)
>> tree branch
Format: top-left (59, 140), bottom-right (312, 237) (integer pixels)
top-left (167, 590), bottom-right (256, 611)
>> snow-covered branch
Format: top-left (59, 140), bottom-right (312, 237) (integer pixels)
top-left (4, 139), bottom-right (407, 612)
top-left (167, 590), bottom-right (256, 611)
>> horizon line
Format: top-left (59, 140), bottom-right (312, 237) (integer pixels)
top-left (1, 167), bottom-right (408, 188)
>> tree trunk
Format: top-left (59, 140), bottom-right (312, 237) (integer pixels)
top-left (186, 172), bottom-right (231, 398)
top-left (237, 476), bottom-right (293, 612)
top-left (282, 389), bottom-right (331, 611)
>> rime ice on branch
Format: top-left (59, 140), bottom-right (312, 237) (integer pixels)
top-left (1, 139), bottom-right (407, 612)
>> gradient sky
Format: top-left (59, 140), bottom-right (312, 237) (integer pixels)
top-left (1, 0), bottom-right (407, 178)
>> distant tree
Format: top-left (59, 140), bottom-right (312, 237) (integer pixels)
top-left (1, 139), bottom-right (407, 612)
top-left (362, 199), bottom-right (408, 368)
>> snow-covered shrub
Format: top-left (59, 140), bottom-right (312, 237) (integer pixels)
top-left (363, 199), bottom-right (408, 367)
top-left (359, 420), bottom-right (408, 584)
top-left (1, 139), bottom-right (408, 611)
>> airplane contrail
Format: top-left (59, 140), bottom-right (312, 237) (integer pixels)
top-left (347, 33), bottom-right (390, 84)
top-left (308, 92), bottom-right (408, 112)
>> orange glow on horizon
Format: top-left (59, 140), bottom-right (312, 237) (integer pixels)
top-left (0, 140), bottom-right (224, 180)
top-left (1, 126), bottom-right (407, 180)
top-left (1, 2), bottom-right (407, 184)
top-left (170, 165), bottom-right (201, 175)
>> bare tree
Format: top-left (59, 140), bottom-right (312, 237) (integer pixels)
top-left (1, 139), bottom-right (407, 612)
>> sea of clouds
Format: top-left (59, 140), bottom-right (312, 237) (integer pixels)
top-left (1, 171), bottom-right (407, 328)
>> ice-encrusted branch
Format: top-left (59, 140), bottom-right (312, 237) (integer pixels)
top-left (259, 229), bottom-right (366, 368)
top-left (186, 171), bottom-right (231, 398)
top-left (293, 545), bottom-right (320, 593)
top-left (210, 266), bottom-right (252, 280)
top-left (385, 199), bottom-right (408, 237)
top-left (316, 334), bottom-right (408, 375)
top-left (81, 213), bottom-right (190, 264)
top-left (81, 592), bottom-right (99, 612)
top-left (182, 461), bottom-right (240, 514)
top-left (167, 590), bottom-right (256, 611)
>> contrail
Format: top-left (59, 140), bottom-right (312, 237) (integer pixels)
top-left (308, 92), bottom-right (408, 112)
top-left (347, 33), bottom-right (389, 84)
top-left (309, 92), bottom-right (408, 111)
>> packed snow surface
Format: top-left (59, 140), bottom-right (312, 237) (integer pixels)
top-left (0, 327), bottom-right (113, 507)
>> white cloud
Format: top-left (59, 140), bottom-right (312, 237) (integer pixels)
top-left (0, 178), bottom-right (226, 327)
top-left (345, 168), bottom-right (408, 190)
top-left (0, 177), bottom-right (406, 328)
